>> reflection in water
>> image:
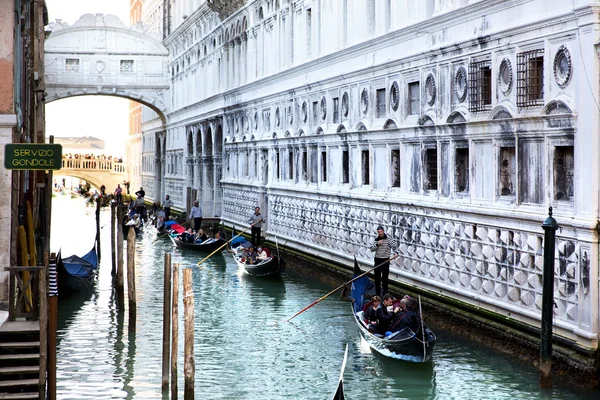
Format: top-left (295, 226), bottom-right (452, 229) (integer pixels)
top-left (51, 197), bottom-right (599, 399)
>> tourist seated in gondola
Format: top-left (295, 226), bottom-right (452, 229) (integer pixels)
top-left (126, 214), bottom-right (141, 228)
top-left (245, 246), bottom-right (258, 264)
top-left (388, 298), bottom-right (420, 333)
top-left (179, 228), bottom-right (196, 243)
top-left (256, 247), bottom-right (269, 261)
top-left (195, 229), bottom-right (209, 242)
top-left (375, 294), bottom-right (402, 334)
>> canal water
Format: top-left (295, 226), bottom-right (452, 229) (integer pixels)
top-left (50, 196), bottom-right (598, 399)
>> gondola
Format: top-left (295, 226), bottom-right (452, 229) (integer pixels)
top-left (57, 247), bottom-right (98, 295)
top-left (349, 259), bottom-right (436, 362)
top-left (329, 344), bottom-right (348, 400)
top-left (231, 242), bottom-right (285, 277)
top-left (170, 235), bottom-right (227, 253)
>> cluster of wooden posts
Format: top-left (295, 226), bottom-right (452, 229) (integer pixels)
top-left (106, 202), bottom-right (137, 331)
top-left (106, 203), bottom-right (195, 398)
top-left (161, 254), bottom-right (195, 400)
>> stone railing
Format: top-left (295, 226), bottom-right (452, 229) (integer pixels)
top-left (62, 158), bottom-right (126, 173)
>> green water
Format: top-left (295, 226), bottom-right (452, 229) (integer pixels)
top-left (51, 196), bottom-right (598, 399)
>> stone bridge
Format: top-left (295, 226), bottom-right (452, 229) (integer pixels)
top-left (60, 158), bottom-right (127, 191)
top-left (44, 13), bottom-right (169, 118)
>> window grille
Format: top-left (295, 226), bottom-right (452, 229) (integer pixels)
top-left (424, 148), bottom-right (438, 191)
top-left (342, 150), bottom-right (349, 184)
top-left (468, 60), bottom-right (492, 112)
top-left (332, 97), bottom-right (340, 123)
top-left (65, 59), bottom-right (80, 72)
top-left (120, 60), bottom-right (135, 73)
top-left (321, 151), bottom-right (327, 182)
top-left (517, 50), bottom-right (544, 107)
top-left (361, 150), bottom-right (370, 185)
top-left (376, 89), bottom-right (386, 118)
top-left (391, 150), bottom-right (400, 188)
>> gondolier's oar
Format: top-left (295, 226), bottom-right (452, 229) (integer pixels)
top-left (419, 295), bottom-right (426, 361)
top-left (196, 221), bottom-right (258, 267)
top-left (285, 255), bottom-right (398, 322)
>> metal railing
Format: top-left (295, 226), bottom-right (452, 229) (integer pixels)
top-left (61, 158), bottom-right (126, 173)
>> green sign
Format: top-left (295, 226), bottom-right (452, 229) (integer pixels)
top-left (4, 143), bottom-right (63, 170)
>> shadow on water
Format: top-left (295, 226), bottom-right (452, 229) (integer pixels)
top-left (56, 288), bottom-right (95, 337)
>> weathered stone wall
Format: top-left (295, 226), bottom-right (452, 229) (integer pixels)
top-left (0, 0), bottom-right (15, 310)
top-left (206, 0), bottom-right (246, 20)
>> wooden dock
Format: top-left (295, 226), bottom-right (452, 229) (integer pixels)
top-left (0, 321), bottom-right (40, 400)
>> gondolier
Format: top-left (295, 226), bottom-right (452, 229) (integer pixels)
top-left (189, 200), bottom-right (202, 231)
top-left (248, 206), bottom-right (266, 247)
top-left (163, 195), bottom-right (174, 221)
top-left (369, 225), bottom-right (397, 297)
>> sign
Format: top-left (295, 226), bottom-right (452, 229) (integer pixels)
top-left (4, 143), bottom-right (63, 170)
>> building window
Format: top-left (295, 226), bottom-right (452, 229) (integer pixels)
top-left (321, 150), bottom-right (327, 182)
top-left (408, 82), bottom-right (420, 115)
top-left (455, 147), bottom-right (469, 193)
top-left (333, 97), bottom-right (340, 123)
top-left (309, 148), bottom-right (318, 183)
top-left (288, 151), bottom-right (294, 180)
top-left (499, 147), bottom-right (516, 196)
top-left (554, 146), bottom-right (574, 201)
top-left (65, 58), bottom-right (80, 72)
top-left (361, 150), bottom-right (370, 185)
top-left (391, 149), bottom-right (400, 188)
top-left (342, 150), bottom-right (349, 184)
top-left (376, 88), bottom-right (386, 118)
top-left (306, 8), bottom-right (312, 57)
top-left (517, 50), bottom-right (544, 107)
top-left (424, 147), bottom-right (438, 191)
top-left (120, 60), bottom-right (135, 73)
top-left (468, 60), bottom-right (492, 112)
top-left (275, 151), bottom-right (280, 180)
top-left (312, 101), bottom-right (318, 125)
top-left (302, 151), bottom-right (308, 181)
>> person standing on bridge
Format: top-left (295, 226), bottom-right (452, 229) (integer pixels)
top-left (189, 200), bottom-right (202, 231)
top-left (163, 195), bottom-right (174, 221)
top-left (114, 184), bottom-right (123, 204)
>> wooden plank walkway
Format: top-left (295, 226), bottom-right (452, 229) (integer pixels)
top-left (0, 321), bottom-right (39, 333)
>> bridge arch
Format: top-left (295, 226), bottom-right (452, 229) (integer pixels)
top-left (44, 14), bottom-right (169, 119)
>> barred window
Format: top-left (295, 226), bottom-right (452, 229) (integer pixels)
top-left (332, 97), bottom-right (340, 123)
top-left (376, 89), bottom-right (386, 118)
top-left (321, 151), bottom-right (327, 182)
top-left (391, 149), bottom-right (400, 188)
top-left (65, 58), bottom-right (80, 72)
top-left (468, 60), bottom-right (492, 112)
top-left (455, 147), bottom-right (469, 193)
top-left (120, 60), bottom-right (135, 73)
top-left (554, 146), bottom-right (574, 201)
top-left (424, 147), bottom-right (438, 191)
top-left (517, 50), bottom-right (544, 107)
top-left (408, 82), bottom-right (420, 115)
top-left (361, 150), bottom-right (370, 185)
top-left (342, 150), bottom-right (349, 184)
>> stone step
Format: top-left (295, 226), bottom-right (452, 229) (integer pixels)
top-left (0, 354), bottom-right (39, 361)
top-left (0, 393), bottom-right (39, 400)
top-left (0, 342), bottom-right (39, 349)
top-left (0, 366), bottom-right (39, 375)
top-left (0, 379), bottom-right (38, 388)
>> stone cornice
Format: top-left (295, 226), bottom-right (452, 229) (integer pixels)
top-left (0, 114), bottom-right (17, 127)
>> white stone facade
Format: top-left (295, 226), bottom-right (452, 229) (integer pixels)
top-left (152, 0), bottom-right (600, 352)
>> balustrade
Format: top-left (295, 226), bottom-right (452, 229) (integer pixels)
top-left (61, 157), bottom-right (126, 173)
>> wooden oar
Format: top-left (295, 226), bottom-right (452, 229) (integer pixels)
top-left (196, 222), bottom-right (258, 267)
top-left (285, 255), bottom-right (398, 322)
top-left (419, 294), bottom-right (426, 361)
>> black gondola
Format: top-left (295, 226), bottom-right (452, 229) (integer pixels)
top-left (349, 259), bottom-right (436, 362)
top-left (231, 243), bottom-right (285, 277)
top-left (329, 344), bottom-right (348, 400)
top-left (57, 247), bottom-right (98, 295)
top-left (170, 235), bottom-right (227, 253)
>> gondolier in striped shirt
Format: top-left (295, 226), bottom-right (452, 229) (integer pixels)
top-left (369, 225), bottom-right (398, 297)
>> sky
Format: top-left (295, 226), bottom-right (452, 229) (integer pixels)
top-left (45, 0), bottom-right (132, 157)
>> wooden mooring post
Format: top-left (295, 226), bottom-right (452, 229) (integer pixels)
top-left (184, 268), bottom-right (195, 400)
top-left (162, 253), bottom-right (172, 393)
top-left (540, 207), bottom-right (559, 388)
top-left (111, 202), bottom-right (116, 276)
top-left (95, 197), bottom-right (101, 262)
top-left (126, 227), bottom-right (137, 332)
top-left (171, 263), bottom-right (179, 400)
top-left (116, 205), bottom-right (125, 311)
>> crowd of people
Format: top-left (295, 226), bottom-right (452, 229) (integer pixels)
top-left (62, 153), bottom-right (124, 163)
top-left (362, 294), bottom-right (420, 336)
